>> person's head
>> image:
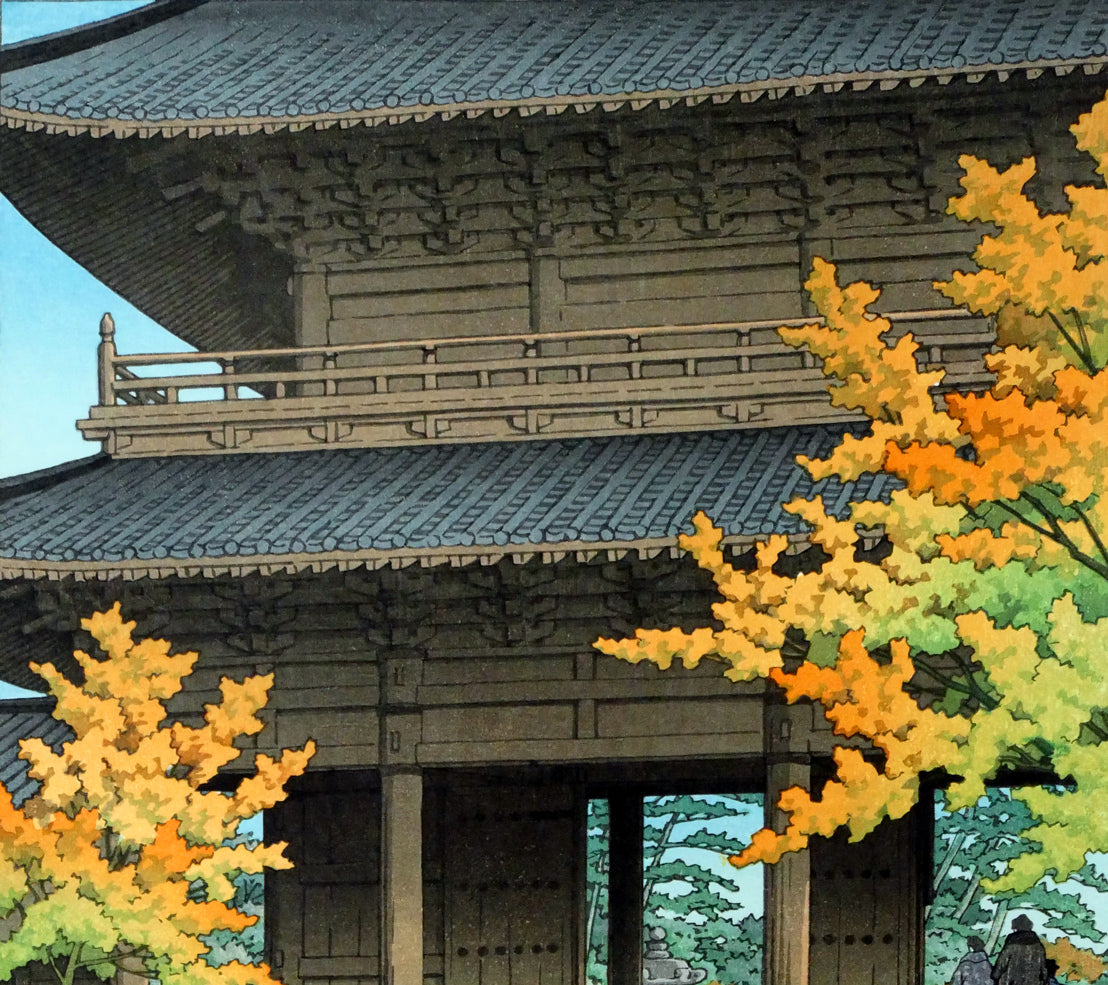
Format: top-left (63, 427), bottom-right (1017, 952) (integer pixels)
top-left (967, 936), bottom-right (985, 952)
top-left (1012, 914), bottom-right (1034, 932)
top-left (1045, 958), bottom-right (1059, 978)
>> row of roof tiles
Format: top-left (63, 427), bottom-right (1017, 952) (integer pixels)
top-left (0, 702), bottom-right (70, 806)
top-left (2, 0), bottom-right (1106, 135)
top-left (0, 427), bottom-right (893, 578)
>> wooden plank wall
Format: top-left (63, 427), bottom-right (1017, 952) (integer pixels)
top-left (283, 75), bottom-right (1103, 380)
top-left (49, 554), bottom-right (765, 773)
top-left (329, 261), bottom-right (531, 345)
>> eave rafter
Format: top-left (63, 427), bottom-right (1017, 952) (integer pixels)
top-left (3, 59), bottom-right (1104, 140)
top-left (0, 532), bottom-right (828, 583)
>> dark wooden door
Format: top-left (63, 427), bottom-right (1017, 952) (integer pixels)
top-left (268, 784), bottom-right (382, 985)
top-left (808, 812), bottom-right (925, 985)
top-left (444, 784), bottom-right (576, 985)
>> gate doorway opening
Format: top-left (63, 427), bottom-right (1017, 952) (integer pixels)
top-left (586, 795), bottom-right (764, 985)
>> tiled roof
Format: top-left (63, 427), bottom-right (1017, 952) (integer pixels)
top-left (0, 701), bottom-right (71, 806)
top-left (0, 426), bottom-right (896, 580)
top-left (3, 0), bottom-right (1106, 136)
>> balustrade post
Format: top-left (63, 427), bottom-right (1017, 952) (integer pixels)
top-left (422, 346), bottom-right (437, 390)
top-left (627, 333), bottom-right (642, 380)
top-left (222, 358), bottom-right (239, 400)
top-left (523, 338), bottom-right (538, 385)
top-left (97, 312), bottom-right (117, 406)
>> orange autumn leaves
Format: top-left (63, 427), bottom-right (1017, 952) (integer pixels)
top-left (597, 92), bottom-right (1108, 891)
top-left (0, 603), bottom-right (315, 985)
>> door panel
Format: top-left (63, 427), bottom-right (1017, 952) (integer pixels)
top-left (808, 813), bottom-right (924, 985)
top-left (445, 784), bottom-right (576, 985)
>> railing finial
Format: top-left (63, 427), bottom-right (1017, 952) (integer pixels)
top-left (97, 313), bottom-right (118, 407)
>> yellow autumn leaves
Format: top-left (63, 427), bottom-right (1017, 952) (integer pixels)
top-left (597, 91), bottom-right (1108, 891)
top-left (0, 603), bottom-right (315, 985)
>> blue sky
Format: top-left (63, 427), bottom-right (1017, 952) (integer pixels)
top-left (1, 2), bottom-right (167, 696)
top-left (1, 1), bottom-right (181, 482)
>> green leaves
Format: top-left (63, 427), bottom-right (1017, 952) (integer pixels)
top-left (596, 90), bottom-right (1108, 894)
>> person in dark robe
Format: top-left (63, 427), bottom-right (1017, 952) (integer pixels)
top-left (992, 914), bottom-right (1048, 985)
top-left (953, 936), bottom-right (993, 985)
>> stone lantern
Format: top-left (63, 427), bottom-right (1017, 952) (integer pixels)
top-left (643, 927), bottom-right (708, 985)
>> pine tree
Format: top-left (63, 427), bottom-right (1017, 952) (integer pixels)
top-left (585, 796), bottom-right (764, 985)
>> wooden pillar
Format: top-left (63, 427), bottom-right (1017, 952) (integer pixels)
top-left (292, 271), bottom-right (329, 396)
top-left (381, 769), bottom-right (424, 985)
top-left (607, 791), bottom-right (643, 985)
top-left (765, 760), bottom-right (811, 985)
top-left (293, 271), bottom-right (330, 345)
top-left (529, 255), bottom-right (563, 334)
top-left (765, 689), bottom-right (811, 985)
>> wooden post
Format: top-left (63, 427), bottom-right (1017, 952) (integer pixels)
top-left (97, 312), bottom-right (116, 406)
top-left (529, 254), bottom-right (562, 334)
top-left (765, 760), bottom-right (811, 985)
top-left (607, 791), bottom-right (643, 985)
top-left (765, 695), bottom-right (811, 985)
top-left (381, 768), bottom-right (423, 985)
top-left (293, 271), bottom-right (329, 396)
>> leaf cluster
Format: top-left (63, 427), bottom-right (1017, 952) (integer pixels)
top-left (0, 603), bottom-right (315, 985)
top-left (596, 92), bottom-right (1108, 894)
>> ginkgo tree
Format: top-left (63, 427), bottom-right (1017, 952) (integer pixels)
top-left (597, 91), bottom-right (1108, 895)
top-left (0, 603), bottom-right (316, 985)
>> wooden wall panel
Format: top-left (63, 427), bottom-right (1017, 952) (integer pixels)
top-left (421, 654), bottom-right (577, 686)
top-left (276, 708), bottom-right (378, 768)
top-left (813, 228), bottom-right (986, 312)
top-left (328, 260), bottom-right (531, 345)
top-left (558, 244), bottom-right (802, 332)
top-left (596, 696), bottom-right (762, 738)
top-left (421, 703), bottom-right (575, 745)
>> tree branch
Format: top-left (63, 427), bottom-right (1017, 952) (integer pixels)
top-left (997, 498), bottom-right (1108, 580)
top-left (1071, 310), bottom-right (1094, 368)
top-left (911, 653), bottom-right (999, 712)
top-left (1048, 310), bottom-right (1096, 372)
top-left (1071, 500), bottom-right (1108, 574)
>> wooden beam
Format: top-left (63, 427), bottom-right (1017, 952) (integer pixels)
top-left (607, 791), bottom-right (644, 985)
top-left (381, 769), bottom-right (423, 985)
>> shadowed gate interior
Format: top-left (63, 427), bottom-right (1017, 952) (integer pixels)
top-left (267, 769), bottom-right (927, 985)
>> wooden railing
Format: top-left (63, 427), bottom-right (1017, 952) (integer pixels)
top-left (94, 309), bottom-right (984, 406)
top-left (81, 308), bottom-right (994, 457)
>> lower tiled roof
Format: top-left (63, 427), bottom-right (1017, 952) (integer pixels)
top-left (0, 426), bottom-right (894, 580)
top-left (0, 700), bottom-right (71, 806)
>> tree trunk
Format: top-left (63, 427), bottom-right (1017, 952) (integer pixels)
top-left (934, 832), bottom-right (967, 894)
top-left (954, 872), bottom-right (981, 923)
top-left (585, 860), bottom-right (606, 965)
top-left (642, 812), bottom-right (679, 908)
top-left (986, 899), bottom-right (1011, 956)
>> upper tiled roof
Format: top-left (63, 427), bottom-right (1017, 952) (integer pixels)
top-left (3, 0), bottom-right (1106, 136)
top-left (0, 426), bottom-right (895, 580)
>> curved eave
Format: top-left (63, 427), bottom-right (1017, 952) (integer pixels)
top-left (5, 58), bottom-right (1104, 138)
top-left (0, 532), bottom-right (819, 583)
